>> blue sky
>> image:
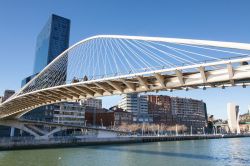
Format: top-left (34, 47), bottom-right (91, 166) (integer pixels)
top-left (0, 0), bottom-right (250, 119)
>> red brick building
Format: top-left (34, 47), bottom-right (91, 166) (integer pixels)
top-left (147, 95), bottom-right (172, 113)
top-left (147, 95), bottom-right (175, 125)
top-left (85, 108), bottom-right (114, 127)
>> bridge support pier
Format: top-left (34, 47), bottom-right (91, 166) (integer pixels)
top-left (0, 120), bottom-right (40, 138)
top-left (0, 120), bottom-right (72, 140)
top-left (0, 120), bottom-right (125, 140)
top-left (0, 120), bottom-right (91, 140)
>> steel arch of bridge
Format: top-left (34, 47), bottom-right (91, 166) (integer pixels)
top-left (1, 35), bottom-right (250, 119)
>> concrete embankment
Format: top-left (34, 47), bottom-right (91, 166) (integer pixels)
top-left (0, 134), bottom-right (250, 151)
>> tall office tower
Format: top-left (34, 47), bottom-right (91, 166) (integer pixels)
top-left (33, 14), bottom-right (70, 74)
top-left (21, 14), bottom-right (70, 87)
top-left (227, 103), bottom-right (240, 134)
top-left (22, 14), bottom-right (71, 121)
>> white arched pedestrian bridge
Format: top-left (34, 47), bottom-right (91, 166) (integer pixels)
top-left (1, 35), bottom-right (250, 119)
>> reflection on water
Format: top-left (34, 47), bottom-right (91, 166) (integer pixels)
top-left (0, 138), bottom-right (250, 166)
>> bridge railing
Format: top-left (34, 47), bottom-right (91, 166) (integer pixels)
top-left (63, 54), bottom-right (250, 84)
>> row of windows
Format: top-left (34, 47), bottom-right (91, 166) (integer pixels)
top-left (53, 117), bottom-right (84, 121)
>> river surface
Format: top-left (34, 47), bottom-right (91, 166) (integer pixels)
top-left (0, 137), bottom-right (249, 166)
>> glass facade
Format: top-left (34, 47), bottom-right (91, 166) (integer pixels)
top-left (33, 14), bottom-right (70, 74)
top-left (21, 14), bottom-right (70, 87)
top-left (21, 14), bottom-right (70, 88)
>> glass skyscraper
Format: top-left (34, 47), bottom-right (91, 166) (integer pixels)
top-left (33, 14), bottom-right (70, 74)
top-left (21, 14), bottom-right (70, 87)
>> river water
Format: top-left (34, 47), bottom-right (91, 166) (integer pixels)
top-left (0, 137), bottom-right (249, 166)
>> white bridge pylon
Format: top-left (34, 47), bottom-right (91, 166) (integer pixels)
top-left (1, 35), bottom-right (250, 119)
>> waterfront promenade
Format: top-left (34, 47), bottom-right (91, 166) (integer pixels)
top-left (1, 134), bottom-right (250, 150)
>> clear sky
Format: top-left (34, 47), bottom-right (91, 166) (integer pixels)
top-left (0, 0), bottom-right (250, 119)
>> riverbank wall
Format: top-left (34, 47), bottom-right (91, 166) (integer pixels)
top-left (0, 134), bottom-right (250, 151)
